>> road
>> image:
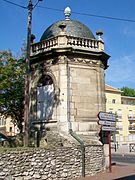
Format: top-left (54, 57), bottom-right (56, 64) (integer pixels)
top-left (112, 154), bottom-right (135, 165)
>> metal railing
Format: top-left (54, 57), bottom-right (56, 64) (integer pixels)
top-left (128, 126), bottom-right (135, 131)
top-left (128, 116), bottom-right (135, 121)
top-left (129, 143), bottom-right (135, 152)
top-left (111, 141), bottom-right (119, 152)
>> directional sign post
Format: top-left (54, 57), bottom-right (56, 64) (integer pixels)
top-left (98, 111), bottom-right (116, 173)
top-left (102, 126), bottom-right (116, 132)
top-left (98, 111), bottom-right (116, 122)
top-left (98, 120), bottom-right (116, 126)
top-left (108, 131), bottom-right (112, 173)
top-left (98, 111), bottom-right (116, 132)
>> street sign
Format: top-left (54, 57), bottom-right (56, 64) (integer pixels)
top-left (102, 126), bottom-right (116, 131)
top-left (98, 112), bottom-right (116, 122)
top-left (98, 112), bottom-right (116, 173)
top-left (98, 120), bottom-right (116, 126)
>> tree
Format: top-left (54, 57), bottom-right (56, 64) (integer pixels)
top-left (0, 50), bottom-right (25, 133)
top-left (120, 87), bottom-right (135, 97)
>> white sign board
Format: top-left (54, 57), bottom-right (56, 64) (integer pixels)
top-left (98, 112), bottom-right (116, 122)
top-left (102, 126), bottom-right (116, 132)
top-left (98, 120), bottom-right (116, 126)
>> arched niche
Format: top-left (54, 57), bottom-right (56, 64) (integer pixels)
top-left (36, 74), bottom-right (55, 122)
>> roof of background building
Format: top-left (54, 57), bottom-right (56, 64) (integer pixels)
top-left (121, 96), bottom-right (135, 100)
top-left (105, 84), bottom-right (122, 93)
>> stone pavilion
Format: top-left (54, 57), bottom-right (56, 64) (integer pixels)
top-left (29, 7), bottom-right (110, 169)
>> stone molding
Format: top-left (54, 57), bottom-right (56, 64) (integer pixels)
top-left (31, 54), bottom-right (105, 70)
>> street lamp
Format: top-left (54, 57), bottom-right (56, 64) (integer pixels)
top-left (24, 0), bottom-right (43, 146)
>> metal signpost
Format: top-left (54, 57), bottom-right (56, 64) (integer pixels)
top-left (98, 111), bottom-right (116, 173)
top-left (102, 126), bottom-right (116, 131)
top-left (98, 111), bottom-right (116, 121)
top-left (98, 120), bottom-right (116, 126)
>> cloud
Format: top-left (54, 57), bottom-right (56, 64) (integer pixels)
top-left (106, 53), bottom-right (135, 88)
top-left (123, 27), bottom-right (135, 38)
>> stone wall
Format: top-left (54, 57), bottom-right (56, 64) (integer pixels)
top-left (0, 145), bottom-right (104, 180)
top-left (85, 145), bottom-right (104, 175)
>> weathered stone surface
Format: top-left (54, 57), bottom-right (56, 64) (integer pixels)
top-left (14, 177), bottom-right (24, 180)
top-left (5, 175), bottom-right (14, 180)
top-left (41, 175), bottom-right (48, 179)
top-left (0, 172), bottom-right (5, 176)
top-left (33, 173), bottom-right (41, 179)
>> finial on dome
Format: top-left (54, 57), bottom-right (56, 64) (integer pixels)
top-left (96, 29), bottom-right (103, 41)
top-left (64, 7), bottom-right (71, 20)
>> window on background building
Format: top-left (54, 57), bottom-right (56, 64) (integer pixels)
top-left (112, 99), bottom-right (116, 104)
top-left (119, 135), bottom-right (123, 142)
top-left (128, 110), bottom-right (132, 120)
top-left (117, 121), bottom-right (123, 130)
top-left (0, 117), bottom-right (6, 126)
top-left (109, 108), bottom-right (113, 113)
top-left (128, 100), bottom-right (133, 105)
top-left (2, 119), bottom-right (4, 125)
top-left (117, 109), bottom-right (122, 119)
top-left (128, 134), bottom-right (135, 141)
top-left (9, 127), bottom-right (12, 132)
top-left (119, 125), bottom-right (123, 131)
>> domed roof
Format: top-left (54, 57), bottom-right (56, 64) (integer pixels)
top-left (40, 20), bottom-right (95, 41)
top-left (40, 7), bottom-right (95, 41)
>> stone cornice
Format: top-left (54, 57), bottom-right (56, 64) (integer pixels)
top-left (30, 46), bottom-right (109, 70)
top-left (30, 52), bottom-right (108, 72)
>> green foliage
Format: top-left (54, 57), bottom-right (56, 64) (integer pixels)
top-left (120, 87), bottom-right (135, 97)
top-left (0, 50), bottom-right (25, 133)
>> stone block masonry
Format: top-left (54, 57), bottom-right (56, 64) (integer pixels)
top-left (0, 145), bottom-right (104, 180)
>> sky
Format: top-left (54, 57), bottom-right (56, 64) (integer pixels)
top-left (0, 0), bottom-right (135, 89)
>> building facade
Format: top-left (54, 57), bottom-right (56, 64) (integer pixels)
top-left (105, 84), bottom-right (135, 144)
top-left (0, 115), bottom-right (18, 136)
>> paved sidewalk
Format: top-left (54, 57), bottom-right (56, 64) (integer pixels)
top-left (73, 164), bottom-right (135, 180)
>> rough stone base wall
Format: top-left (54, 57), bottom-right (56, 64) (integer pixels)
top-left (0, 145), bottom-right (104, 180)
top-left (85, 145), bottom-right (104, 175)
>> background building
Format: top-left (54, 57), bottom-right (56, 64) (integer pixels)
top-left (105, 84), bottom-right (135, 145)
top-left (0, 115), bottom-right (18, 136)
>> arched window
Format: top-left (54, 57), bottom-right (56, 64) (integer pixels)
top-left (37, 75), bottom-right (54, 121)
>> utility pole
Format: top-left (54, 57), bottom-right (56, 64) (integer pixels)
top-left (24, 0), bottom-right (43, 146)
top-left (24, 0), bottom-right (33, 146)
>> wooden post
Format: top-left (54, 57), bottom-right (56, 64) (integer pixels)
top-left (108, 131), bottom-right (112, 173)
